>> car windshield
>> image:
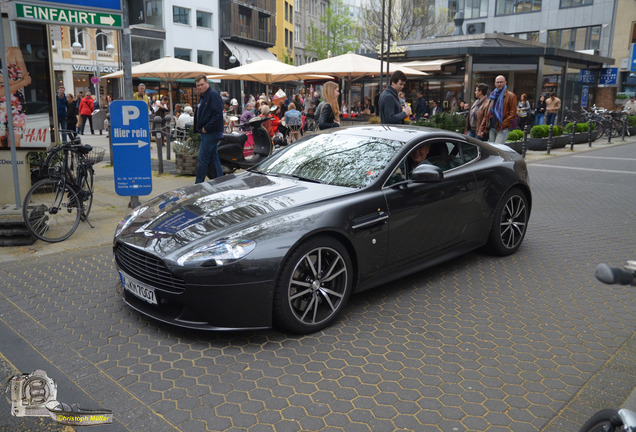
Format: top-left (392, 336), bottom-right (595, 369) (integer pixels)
top-left (256, 133), bottom-right (404, 188)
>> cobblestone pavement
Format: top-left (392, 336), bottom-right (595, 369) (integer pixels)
top-left (0, 137), bottom-right (635, 431)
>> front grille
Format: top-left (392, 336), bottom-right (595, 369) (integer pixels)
top-left (114, 243), bottom-right (185, 293)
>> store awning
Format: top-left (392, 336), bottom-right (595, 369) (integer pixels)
top-left (393, 58), bottom-right (461, 72)
top-left (222, 40), bottom-right (277, 65)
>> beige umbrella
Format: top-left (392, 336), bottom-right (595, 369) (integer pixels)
top-left (274, 52), bottom-right (427, 110)
top-left (207, 59), bottom-right (333, 100)
top-left (102, 56), bottom-right (232, 113)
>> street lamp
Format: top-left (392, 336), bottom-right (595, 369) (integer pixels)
top-left (72, 30), bottom-right (115, 107)
top-left (229, 49), bottom-right (252, 111)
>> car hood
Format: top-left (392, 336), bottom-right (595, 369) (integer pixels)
top-left (115, 172), bottom-right (351, 255)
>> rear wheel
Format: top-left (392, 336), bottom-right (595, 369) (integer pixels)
top-left (486, 188), bottom-right (529, 256)
top-left (273, 236), bottom-right (353, 333)
top-left (23, 178), bottom-right (82, 243)
top-left (577, 409), bottom-right (623, 432)
top-left (79, 165), bottom-right (94, 220)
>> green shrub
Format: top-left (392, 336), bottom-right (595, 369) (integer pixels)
top-left (564, 122), bottom-right (590, 134)
top-left (628, 116), bottom-right (636, 127)
top-left (530, 125), bottom-right (548, 138)
top-left (531, 124), bottom-right (563, 138)
top-left (616, 94), bottom-right (629, 100)
top-left (368, 115), bottom-right (381, 124)
top-left (507, 129), bottom-right (524, 142)
top-left (414, 112), bottom-right (466, 132)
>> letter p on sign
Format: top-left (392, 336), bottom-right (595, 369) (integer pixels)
top-left (122, 105), bottom-right (140, 125)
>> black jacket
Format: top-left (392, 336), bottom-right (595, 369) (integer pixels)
top-left (318, 103), bottom-right (339, 130)
top-left (378, 86), bottom-right (407, 124)
top-left (66, 100), bottom-right (77, 128)
top-left (195, 87), bottom-right (224, 135)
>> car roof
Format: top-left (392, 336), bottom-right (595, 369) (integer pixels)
top-left (329, 124), bottom-right (463, 144)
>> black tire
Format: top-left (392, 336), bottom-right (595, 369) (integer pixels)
top-left (22, 178), bottom-right (81, 243)
top-left (577, 409), bottom-right (623, 432)
top-left (486, 187), bottom-right (529, 256)
top-left (273, 236), bottom-right (353, 334)
top-left (79, 165), bottom-right (94, 220)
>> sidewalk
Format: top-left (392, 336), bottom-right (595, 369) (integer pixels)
top-left (0, 131), bottom-right (633, 262)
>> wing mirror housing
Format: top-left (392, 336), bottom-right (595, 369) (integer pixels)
top-left (411, 163), bottom-right (444, 183)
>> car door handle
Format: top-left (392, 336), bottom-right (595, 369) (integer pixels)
top-left (352, 212), bottom-right (389, 230)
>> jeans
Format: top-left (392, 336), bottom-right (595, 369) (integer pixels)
top-left (546, 112), bottom-right (557, 126)
top-left (489, 128), bottom-right (510, 144)
top-left (80, 114), bottom-right (94, 134)
top-left (534, 113), bottom-right (545, 126)
top-left (58, 117), bottom-right (67, 143)
top-left (195, 133), bottom-right (223, 183)
top-left (467, 130), bottom-right (485, 141)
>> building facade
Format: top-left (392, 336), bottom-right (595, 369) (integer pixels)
top-left (293, 0), bottom-right (330, 65)
top-left (269, 0), bottom-right (295, 63)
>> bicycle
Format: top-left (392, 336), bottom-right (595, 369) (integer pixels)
top-left (22, 134), bottom-right (105, 242)
top-left (577, 261), bottom-right (636, 432)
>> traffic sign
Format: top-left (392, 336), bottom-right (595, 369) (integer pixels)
top-left (110, 101), bottom-right (152, 196)
top-left (91, 76), bottom-right (100, 84)
top-left (13, 2), bottom-right (122, 28)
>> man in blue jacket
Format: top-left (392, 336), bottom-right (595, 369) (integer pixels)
top-left (194, 75), bottom-right (224, 183)
top-left (379, 70), bottom-right (411, 124)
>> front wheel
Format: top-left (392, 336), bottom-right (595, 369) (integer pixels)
top-left (273, 236), bottom-right (353, 334)
top-left (486, 188), bottom-right (529, 256)
top-left (577, 409), bottom-right (623, 432)
top-left (79, 165), bottom-right (94, 220)
top-left (22, 178), bottom-right (82, 243)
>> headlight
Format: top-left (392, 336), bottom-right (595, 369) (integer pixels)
top-left (114, 206), bottom-right (148, 237)
top-left (177, 239), bottom-right (256, 266)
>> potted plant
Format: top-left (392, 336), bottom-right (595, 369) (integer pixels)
top-left (173, 129), bottom-right (200, 176)
top-left (505, 129), bottom-right (524, 154)
top-left (527, 124), bottom-right (568, 150)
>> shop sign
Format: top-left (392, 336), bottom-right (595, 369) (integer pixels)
top-left (599, 68), bottom-right (618, 86)
top-left (630, 44), bottom-right (636, 72)
top-left (72, 64), bottom-right (119, 74)
top-left (579, 69), bottom-right (597, 84)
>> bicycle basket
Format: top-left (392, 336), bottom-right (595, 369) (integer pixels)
top-left (86, 147), bottom-right (105, 165)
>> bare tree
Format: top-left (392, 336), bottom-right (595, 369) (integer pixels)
top-left (357, 0), bottom-right (454, 51)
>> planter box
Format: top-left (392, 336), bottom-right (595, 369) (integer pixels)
top-left (526, 135), bottom-right (569, 151)
top-left (175, 153), bottom-right (197, 176)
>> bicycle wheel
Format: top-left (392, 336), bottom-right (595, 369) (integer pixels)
top-left (577, 408), bottom-right (623, 432)
top-left (23, 178), bottom-right (82, 243)
top-left (78, 164), bottom-right (94, 220)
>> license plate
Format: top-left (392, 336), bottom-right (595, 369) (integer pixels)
top-left (119, 271), bottom-right (157, 305)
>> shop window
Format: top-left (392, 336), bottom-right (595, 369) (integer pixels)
top-left (173, 6), bottom-right (189, 25)
top-left (560, 0), bottom-right (592, 7)
top-left (495, 0), bottom-right (541, 16)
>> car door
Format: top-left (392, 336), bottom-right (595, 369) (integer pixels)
top-left (382, 138), bottom-right (479, 267)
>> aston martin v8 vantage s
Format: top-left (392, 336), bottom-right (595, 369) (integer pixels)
top-left (113, 125), bottom-right (531, 333)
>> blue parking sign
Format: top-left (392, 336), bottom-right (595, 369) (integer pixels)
top-left (110, 101), bottom-right (152, 196)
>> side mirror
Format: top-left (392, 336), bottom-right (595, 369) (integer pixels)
top-left (411, 163), bottom-right (443, 183)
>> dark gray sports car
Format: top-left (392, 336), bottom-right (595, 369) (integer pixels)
top-left (113, 125), bottom-right (531, 333)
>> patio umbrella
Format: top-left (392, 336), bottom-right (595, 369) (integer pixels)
top-left (275, 53), bottom-right (427, 110)
top-left (102, 56), bottom-right (232, 114)
top-left (207, 59), bottom-right (333, 98)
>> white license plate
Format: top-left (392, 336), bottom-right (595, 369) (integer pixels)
top-left (120, 272), bottom-right (157, 305)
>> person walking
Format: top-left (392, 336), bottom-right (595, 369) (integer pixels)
top-left (623, 95), bottom-right (636, 116)
top-left (466, 83), bottom-right (489, 140)
top-left (56, 85), bottom-right (68, 143)
top-left (379, 70), bottom-right (411, 124)
top-left (534, 95), bottom-right (546, 126)
top-left (545, 92), bottom-right (561, 126)
top-left (194, 75), bottom-right (224, 184)
top-left (482, 75), bottom-right (517, 144)
top-left (78, 91), bottom-right (95, 135)
top-left (66, 93), bottom-right (78, 140)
